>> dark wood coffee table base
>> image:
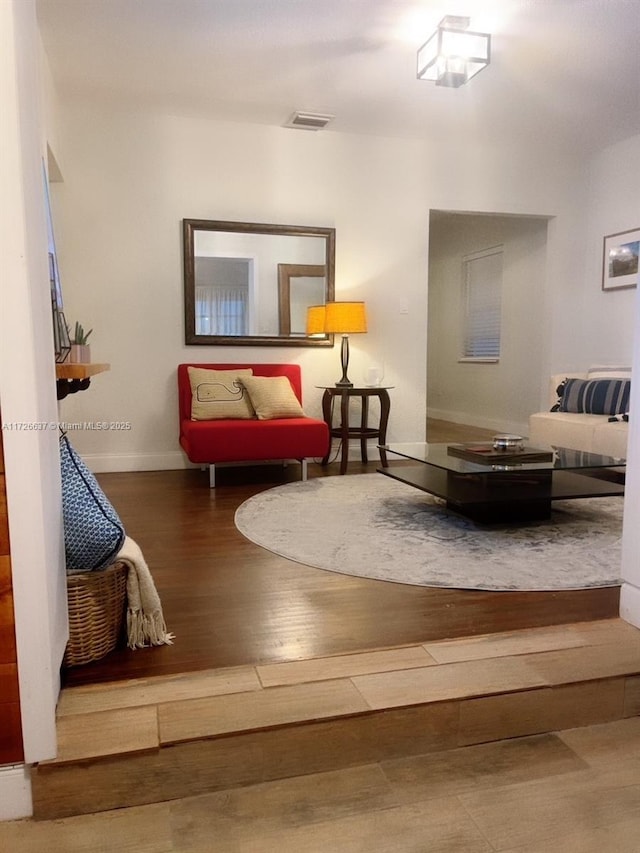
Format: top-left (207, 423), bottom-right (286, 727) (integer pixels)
top-left (379, 464), bottom-right (625, 524)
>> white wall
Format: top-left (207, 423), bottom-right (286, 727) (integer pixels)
top-left (45, 93), bottom-right (593, 471)
top-left (50, 106), bottom-right (432, 470)
top-left (427, 214), bottom-right (548, 436)
top-left (542, 135), bottom-right (638, 378)
top-left (582, 135), bottom-right (639, 367)
top-left (0, 0), bottom-right (67, 820)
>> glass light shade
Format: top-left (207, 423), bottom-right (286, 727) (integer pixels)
top-left (417, 19), bottom-right (490, 87)
top-left (306, 304), bottom-right (327, 336)
top-left (323, 301), bottom-right (368, 334)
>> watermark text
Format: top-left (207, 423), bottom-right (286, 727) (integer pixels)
top-left (2, 421), bottom-right (132, 431)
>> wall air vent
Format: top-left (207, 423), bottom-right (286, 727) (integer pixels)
top-left (284, 111), bottom-right (334, 131)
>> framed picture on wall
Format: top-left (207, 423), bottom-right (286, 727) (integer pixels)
top-left (602, 227), bottom-right (640, 291)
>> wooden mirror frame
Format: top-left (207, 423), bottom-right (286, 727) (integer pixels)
top-left (183, 219), bottom-right (335, 346)
top-left (277, 264), bottom-right (326, 336)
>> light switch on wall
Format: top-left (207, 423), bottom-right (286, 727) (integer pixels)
top-left (399, 299), bottom-right (409, 314)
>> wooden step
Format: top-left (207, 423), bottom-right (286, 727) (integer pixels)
top-left (31, 618), bottom-right (640, 820)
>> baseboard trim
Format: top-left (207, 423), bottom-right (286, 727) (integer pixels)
top-left (0, 764), bottom-right (32, 821)
top-left (83, 445), bottom-right (390, 475)
top-left (427, 408), bottom-right (529, 438)
top-left (83, 451), bottom-right (191, 474)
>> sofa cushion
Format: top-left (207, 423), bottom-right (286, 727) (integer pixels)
top-left (188, 367), bottom-right (255, 420)
top-left (592, 421), bottom-right (628, 459)
top-left (557, 377), bottom-right (630, 416)
top-left (180, 416), bottom-right (329, 464)
top-left (529, 412), bottom-right (602, 452)
top-left (239, 375), bottom-right (305, 420)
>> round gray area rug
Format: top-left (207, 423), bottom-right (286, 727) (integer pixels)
top-left (234, 474), bottom-right (623, 591)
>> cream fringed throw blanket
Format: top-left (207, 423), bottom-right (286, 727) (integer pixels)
top-left (116, 536), bottom-right (174, 649)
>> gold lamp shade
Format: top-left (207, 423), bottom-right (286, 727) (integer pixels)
top-left (324, 301), bottom-right (367, 334)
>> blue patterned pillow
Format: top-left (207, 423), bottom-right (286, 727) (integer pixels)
top-left (60, 434), bottom-right (126, 572)
top-left (558, 377), bottom-right (630, 416)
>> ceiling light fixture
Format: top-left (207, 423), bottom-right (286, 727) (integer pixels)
top-left (417, 15), bottom-right (490, 88)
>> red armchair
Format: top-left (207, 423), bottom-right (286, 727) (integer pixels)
top-left (178, 363), bottom-right (329, 487)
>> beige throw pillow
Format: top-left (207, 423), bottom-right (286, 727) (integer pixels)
top-left (188, 367), bottom-right (255, 420)
top-left (239, 375), bottom-right (305, 420)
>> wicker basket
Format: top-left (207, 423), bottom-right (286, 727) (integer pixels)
top-left (64, 562), bottom-right (128, 667)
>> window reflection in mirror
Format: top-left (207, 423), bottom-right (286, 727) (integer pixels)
top-left (183, 219), bottom-right (335, 346)
top-left (195, 257), bottom-right (251, 336)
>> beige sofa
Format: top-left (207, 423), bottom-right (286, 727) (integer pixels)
top-left (528, 373), bottom-right (629, 459)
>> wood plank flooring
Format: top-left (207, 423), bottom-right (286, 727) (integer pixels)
top-left (62, 421), bottom-right (620, 687)
top-left (32, 618), bottom-right (640, 821)
top-left (51, 619), bottom-right (640, 765)
top-left (6, 716), bottom-right (640, 851)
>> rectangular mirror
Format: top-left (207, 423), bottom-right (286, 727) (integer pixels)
top-left (183, 219), bottom-right (335, 346)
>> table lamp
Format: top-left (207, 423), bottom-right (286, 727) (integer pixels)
top-left (309, 301), bottom-right (367, 387)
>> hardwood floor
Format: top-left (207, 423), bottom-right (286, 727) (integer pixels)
top-left (62, 422), bottom-right (619, 687)
top-left (426, 417), bottom-right (495, 443)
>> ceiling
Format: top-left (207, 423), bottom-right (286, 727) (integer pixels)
top-left (37, 0), bottom-right (640, 156)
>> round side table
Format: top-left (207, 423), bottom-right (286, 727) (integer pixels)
top-left (317, 386), bottom-right (393, 474)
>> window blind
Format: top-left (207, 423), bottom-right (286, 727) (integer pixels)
top-left (461, 246), bottom-right (503, 360)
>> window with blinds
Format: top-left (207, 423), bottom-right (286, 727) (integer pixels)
top-left (460, 245), bottom-right (503, 361)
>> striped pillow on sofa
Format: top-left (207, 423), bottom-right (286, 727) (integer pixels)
top-left (558, 377), bottom-right (630, 415)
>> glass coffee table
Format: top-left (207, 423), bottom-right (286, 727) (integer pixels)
top-left (378, 442), bottom-right (625, 524)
